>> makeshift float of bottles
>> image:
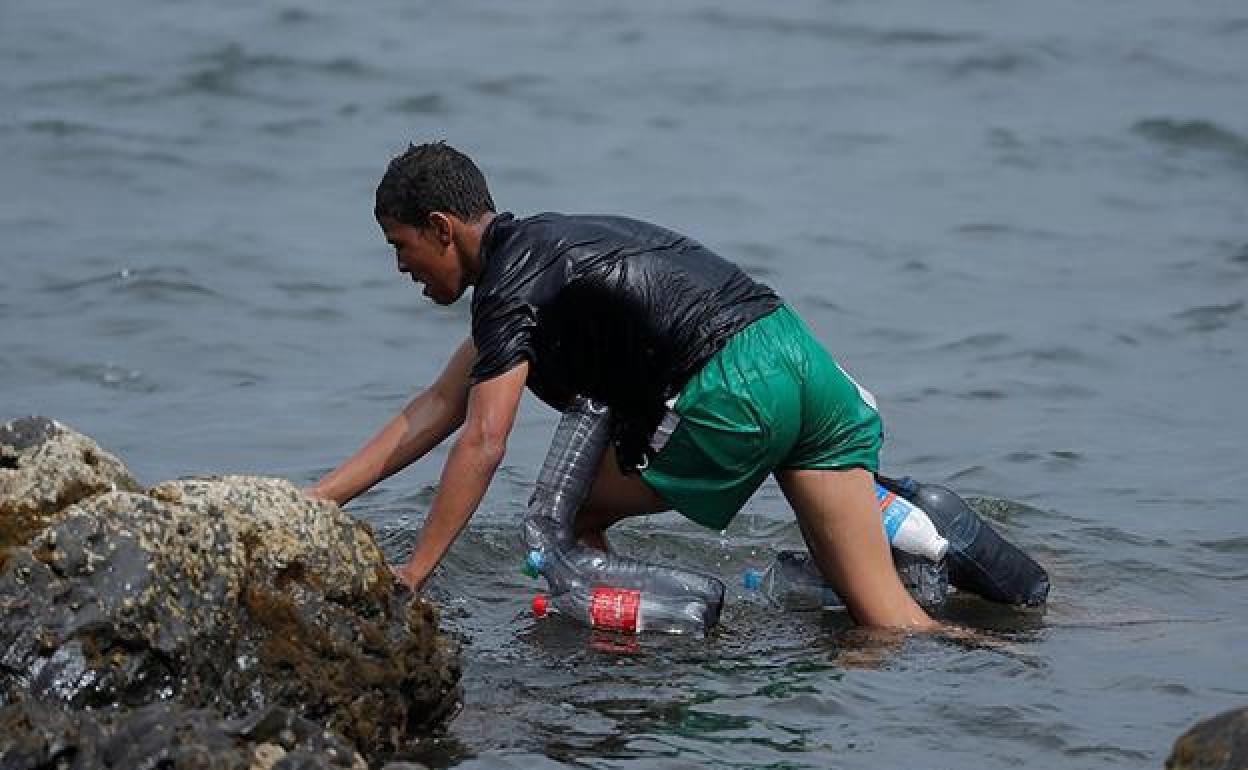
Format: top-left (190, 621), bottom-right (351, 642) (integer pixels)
top-left (521, 397), bottom-right (1050, 635)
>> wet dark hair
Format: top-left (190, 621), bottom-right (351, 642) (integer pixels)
top-left (374, 141), bottom-right (495, 228)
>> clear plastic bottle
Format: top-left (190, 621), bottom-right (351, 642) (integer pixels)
top-left (743, 548), bottom-right (949, 611)
top-left (526, 550), bottom-right (719, 634)
top-left (521, 398), bottom-right (726, 635)
top-left (743, 550), bottom-right (842, 610)
top-left (532, 586), bottom-right (714, 634)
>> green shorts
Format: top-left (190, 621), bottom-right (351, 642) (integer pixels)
top-left (640, 305), bottom-right (882, 531)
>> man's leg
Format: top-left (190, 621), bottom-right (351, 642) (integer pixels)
top-left (775, 466), bottom-right (938, 631)
top-left (572, 445), bottom-right (672, 551)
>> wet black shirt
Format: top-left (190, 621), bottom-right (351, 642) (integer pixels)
top-left (470, 212), bottom-right (782, 469)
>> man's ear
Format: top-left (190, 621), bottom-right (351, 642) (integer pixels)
top-left (428, 212), bottom-right (454, 245)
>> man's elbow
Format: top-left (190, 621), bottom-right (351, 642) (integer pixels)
top-left (455, 426), bottom-right (508, 470)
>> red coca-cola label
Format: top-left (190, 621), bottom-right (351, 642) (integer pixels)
top-left (589, 587), bottom-right (641, 632)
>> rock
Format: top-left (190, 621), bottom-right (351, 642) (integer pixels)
top-left (0, 417), bottom-right (461, 765)
top-left (0, 416), bottom-right (139, 551)
top-left (1167, 706), bottom-right (1248, 770)
top-left (0, 697), bottom-right (367, 770)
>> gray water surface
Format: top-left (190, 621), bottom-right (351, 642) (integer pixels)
top-left (3, 2), bottom-right (1246, 767)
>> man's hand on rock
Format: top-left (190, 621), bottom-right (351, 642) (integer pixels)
top-left (390, 562), bottom-right (425, 593)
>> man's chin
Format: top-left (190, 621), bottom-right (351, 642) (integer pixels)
top-left (430, 285), bottom-right (469, 305)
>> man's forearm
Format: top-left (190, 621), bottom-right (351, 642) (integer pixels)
top-left (396, 431), bottom-right (504, 589)
top-left (313, 389), bottom-right (465, 505)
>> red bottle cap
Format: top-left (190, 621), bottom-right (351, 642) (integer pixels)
top-left (532, 594), bottom-right (548, 618)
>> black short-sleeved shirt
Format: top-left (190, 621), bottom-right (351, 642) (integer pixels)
top-left (470, 212), bottom-right (782, 469)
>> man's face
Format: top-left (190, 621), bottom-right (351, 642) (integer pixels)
top-left (379, 215), bottom-right (465, 305)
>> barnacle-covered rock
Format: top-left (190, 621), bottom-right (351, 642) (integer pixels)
top-left (0, 697), bottom-right (367, 770)
top-left (0, 416), bottom-right (139, 550)
top-left (0, 417), bottom-right (461, 765)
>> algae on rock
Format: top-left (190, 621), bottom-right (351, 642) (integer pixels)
top-left (0, 416), bottom-right (461, 766)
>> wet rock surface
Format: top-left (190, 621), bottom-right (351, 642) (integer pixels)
top-left (0, 697), bottom-right (367, 770)
top-left (0, 417), bottom-right (139, 551)
top-left (0, 417), bottom-right (461, 768)
top-left (1167, 706), bottom-right (1248, 770)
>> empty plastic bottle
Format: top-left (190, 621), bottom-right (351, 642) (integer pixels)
top-left (743, 550), bottom-right (841, 610)
top-left (877, 475), bottom-right (1050, 606)
top-left (527, 549), bottom-right (719, 634)
top-left (743, 548), bottom-right (948, 611)
top-left (531, 586), bottom-right (716, 634)
top-left (521, 397), bottom-right (726, 635)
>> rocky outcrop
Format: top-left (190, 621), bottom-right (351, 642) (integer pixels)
top-left (0, 417), bottom-right (139, 551)
top-left (0, 698), bottom-right (367, 770)
top-left (1167, 706), bottom-right (1248, 770)
top-left (0, 416), bottom-right (460, 768)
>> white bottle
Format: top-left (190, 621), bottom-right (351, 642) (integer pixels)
top-left (875, 482), bottom-right (949, 562)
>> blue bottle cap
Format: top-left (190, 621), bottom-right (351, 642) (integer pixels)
top-left (525, 549), bottom-right (545, 574)
top-left (743, 569), bottom-right (762, 591)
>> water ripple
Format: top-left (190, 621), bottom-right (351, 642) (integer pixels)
top-left (693, 9), bottom-right (981, 47)
top-left (387, 93), bottom-right (450, 115)
top-left (1134, 118), bottom-right (1248, 164)
top-left (1194, 536), bottom-right (1248, 554)
top-left (31, 358), bottom-right (159, 394)
top-left (1171, 299), bottom-right (1245, 332)
top-left (176, 43), bottom-right (375, 100)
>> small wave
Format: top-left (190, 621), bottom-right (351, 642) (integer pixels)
top-left (249, 306), bottom-right (344, 322)
top-left (1171, 299), bottom-right (1245, 332)
top-left (954, 222), bottom-right (1073, 242)
top-left (984, 346), bottom-right (1097, 366)
top-left (115, 276), bottom-right (222, 303)
top-left (957, 388), bottom-right (1008, 401)
top-left (275, 7), bottom-right (318, 25)
top-left (42, 267), bottom-right (224, 306)
top-left (1194, 536), bottom-right (1248, 554)
top-left (41, 269), bottom-right (133, 293)
top-left (387, 93), bottom-right (450, 115)
top-left (273, 281), bottom-right (340, 297)
top-left (177, 43), bottom-right (375, 98)
top-left (1063, 745), bottom-right (1154, 762)
top-left (1002, 450), bottom-right (1084, 468)
top-left (1075, 526), bottom-right (1168, 549)
top-left (934, 331), bottom-right (1012, 352)
top-left (692, 9), bottom-right (979, 47)
top-left (942, 49), bottom-right (1046, 79)
top-left (469, 74), bottom-right (548, 98)
top-left (33, 358), bottom-right (159, 394)
top-left (23, 117), bottom-right (96, 137)
top-left (1133, 118), bottom-right (1248, 163)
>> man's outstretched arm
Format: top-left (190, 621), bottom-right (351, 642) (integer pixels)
top-left (309, 337), bottom-right (476, 506)
top-left (393, 360), bottom-right (529, 591)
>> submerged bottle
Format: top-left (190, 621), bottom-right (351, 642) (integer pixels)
top-left (532, 587), bottom-right (715, 634)
top-left (877, 475), bottom-right (1050, 607)
top-left (521, 397), bottom-right (726, 636)
top-left (743, 550), bottom-right (841, 611)
top-left (527, 549), bottom-right (719, 634)
top-left (743, 548), bottom-right (948, 611)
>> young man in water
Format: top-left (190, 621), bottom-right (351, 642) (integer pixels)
top-left (309, 141), bottom-right (937, 630)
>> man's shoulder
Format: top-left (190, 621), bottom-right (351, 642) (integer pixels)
top-left (504, 212), bottom-right (687, 244)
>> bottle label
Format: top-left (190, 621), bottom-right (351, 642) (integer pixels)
top-left (589, 587), bottom-right (641, 632)
top-left (876, 485), bottom-right (912, 542)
